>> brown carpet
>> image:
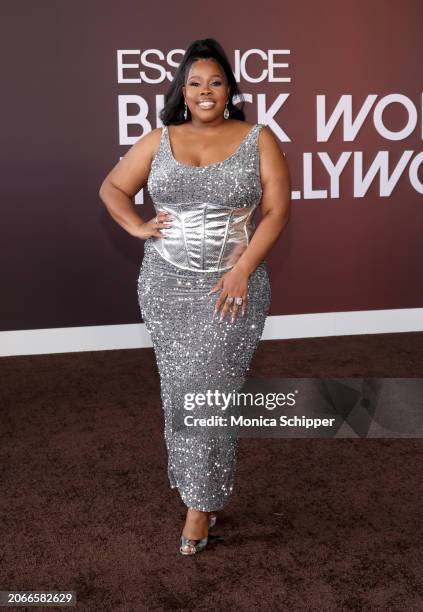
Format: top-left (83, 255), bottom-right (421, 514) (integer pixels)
top-left (1, 332), bottom-right (423, 611)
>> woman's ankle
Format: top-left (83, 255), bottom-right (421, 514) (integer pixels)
top-left (183, 509), bottom-right (209, 539)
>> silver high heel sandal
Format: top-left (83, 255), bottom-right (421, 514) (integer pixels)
top-left (179, 532), bottom-right (225, 555)
top-left (180, 535), bottom-right (209, 555)
top-left (179, 511), bottom-right (222, 555)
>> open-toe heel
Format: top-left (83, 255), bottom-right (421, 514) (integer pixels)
top-left (179, 535), bottom-right (208, 555)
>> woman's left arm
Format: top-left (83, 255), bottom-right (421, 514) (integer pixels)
top-left (210, 126), bottom-right (292, 321)
top-left (234, 125), bottom-right (291, 276)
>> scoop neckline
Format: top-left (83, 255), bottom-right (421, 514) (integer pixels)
top-left (165, 123), bottom-right (258, 169)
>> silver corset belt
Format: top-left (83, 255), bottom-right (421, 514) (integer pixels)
top-left (150, 201), bottom-right (257, 272)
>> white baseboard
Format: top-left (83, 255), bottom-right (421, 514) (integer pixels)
top-left (0, 308), bottom-right (422, 357)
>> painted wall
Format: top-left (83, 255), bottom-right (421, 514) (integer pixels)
top-left (1, 0), bottom-right (422, 336)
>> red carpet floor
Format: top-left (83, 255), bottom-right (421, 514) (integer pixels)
top-left (1, 332), bottom-right (423, 611)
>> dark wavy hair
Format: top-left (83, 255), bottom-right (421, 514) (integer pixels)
top-left (159, 38), bottom-right (246, 125)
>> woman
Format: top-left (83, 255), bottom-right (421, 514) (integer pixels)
top-left (99, 38), bottom-right (291, 555)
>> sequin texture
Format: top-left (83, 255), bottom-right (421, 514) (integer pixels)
top-left (137, 123), bottom-right (271, 511)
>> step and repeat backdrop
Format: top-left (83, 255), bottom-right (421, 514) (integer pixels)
top-left (1, 0), bottom-right (422, 346)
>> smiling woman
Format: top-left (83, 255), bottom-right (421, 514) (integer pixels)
top-left (98, 37), bottom-right (291, 557)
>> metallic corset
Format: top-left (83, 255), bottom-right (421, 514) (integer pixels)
top-left (146, 123), bottom-right (265, 272)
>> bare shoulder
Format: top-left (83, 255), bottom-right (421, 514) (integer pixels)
top-left (117, 126), bottom-right (164, 168)
top-left (258, 125), bottom-right (287, 163)
top-left (132, 126), bottom-right (163, 158)
top-left (257, 125), bottom-right (290, 187)
top-left (99, 127), bottom-right (164, 198)
top-left (258, 124), bottom-right (284, 152)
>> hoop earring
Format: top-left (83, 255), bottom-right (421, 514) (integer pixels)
top-left (184, 102), bottom-right (188, 120)
top-left (223, 101), bottom-right (229, 119)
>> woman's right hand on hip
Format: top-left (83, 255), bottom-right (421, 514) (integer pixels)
top-left (132, 211), bottom-right (174, 240)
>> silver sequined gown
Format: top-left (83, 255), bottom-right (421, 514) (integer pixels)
top-left (137, 123), bottom-right (271, 512)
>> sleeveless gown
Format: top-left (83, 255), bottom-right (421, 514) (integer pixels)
top-left (137, 123), bottom-right (271, 512)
